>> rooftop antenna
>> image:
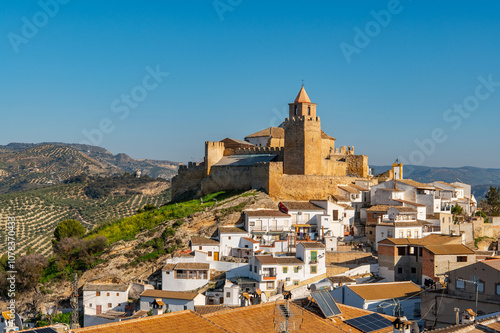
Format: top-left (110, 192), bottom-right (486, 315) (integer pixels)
top-left (70, 273), bottom-right (80, 329)
top-left (273, 291), bottom-right (303, 333)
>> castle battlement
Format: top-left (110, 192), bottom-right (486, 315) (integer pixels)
top-left (284, 116), bottom-right (321, 123)
top-left (178, 161), bottom-right (205, 171)
top-left (233, 146), bottom-right (284, 155)
top-left (330, 145), bottom-right (355, 156)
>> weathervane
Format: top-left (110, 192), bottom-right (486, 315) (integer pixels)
top-left (301, 79), bottom-right (304, 87)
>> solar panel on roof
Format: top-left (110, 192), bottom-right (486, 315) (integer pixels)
top-left (345, 313), bottom-right (393, 333)
top-left (311, 290), bottom-right (342, 318)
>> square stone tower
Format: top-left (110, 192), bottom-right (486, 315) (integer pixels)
top-left (283, 87), bottom-right (323, 175)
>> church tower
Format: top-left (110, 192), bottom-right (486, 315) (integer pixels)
top-left (283, 87), bottom-right (322, 175)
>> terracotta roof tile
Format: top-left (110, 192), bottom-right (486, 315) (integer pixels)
top-left (191, 236), bottom-right (220, 245)
top-left (244, 210), bottom-right (290, 217)
top-left (393, 199), bottom-right (427, 207)
top-left (218, 226), bottom-right (247, 234)
top-left (424, 244), bottom-right (475, 255)
top-left (321, 131), bottom-right (336, 141)
top-left (297, 241), bottom-right (325, 249)
top-left (366, 205), bottom-right (391, 212)
top-left (245, 127), bottom-right (284, 139)
top-left (338, 185), bottom-right (361, 194)
top-left (396, 179), bottom-right (435, 189)
top-left (140, 290), bottom-right (200, 300)
top-left (349, 184), bottom-right (370, 191)
top-left (282, 201), bottom-right (324, 211)
top-left (347, 281), bottom-right (421, 301)
top-left (220, 138), bottom-right (255, 149)
top-left (74, 310), bottom-right (227, 333)
top-left (195, 305), bottom-right (239, 316)
top-left (82, 284), bottom-right (129, 292)
top-left (242, 237), bottom-right (259, 244)
top-left (203, 301), bottom-right (338, 332)
top-left (174, 262), bottom-right (210, 270)
top-left (294, 86), bottom-right (311, 103)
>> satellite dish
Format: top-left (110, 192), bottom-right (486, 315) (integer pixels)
top-left (14, 313), bottom-right (23, 329)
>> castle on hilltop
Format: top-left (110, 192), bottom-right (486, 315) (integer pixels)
top-left (172, 87), bottom-right (371, 201)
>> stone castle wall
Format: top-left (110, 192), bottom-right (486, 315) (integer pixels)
top-left (172, 162), bottom-right (206, 200)
top-left (345, 154), bottom-right (369, 178)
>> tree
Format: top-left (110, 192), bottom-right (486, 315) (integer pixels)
top-left (16, 254), bottom-right (48, 291)
top-left (54, 219), bottom-right (86, 243)
top-left (451, 204), bottom-right (463, 215)
top-left (485, 186), bottom-right (500, 216)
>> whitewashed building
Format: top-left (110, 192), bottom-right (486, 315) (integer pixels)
top-left (162, 262), bottom-right (210, 292)
top-left (139, 289), bottom-right (205, 312)
top-left (190, 237), bottom-right (220, 261)
top-left (82, 283), bottom-right (131, 327)
top-left (247, 241), bottom-right (326, 293)
top-left (218, 226), bottom-right (249, 257)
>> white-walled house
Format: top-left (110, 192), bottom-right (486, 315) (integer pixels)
top-left (310, 200), bottom-right (354, 238)
top-left (139, 289), bottom-right (205, 312)
top-left (205, 279), bottom-right (241, 306)
top-left (247, 241), bottom-right (326, 294)
top-left (218, 226), bottom-right (249, 257)
top-left (366, 205), bottom-right (429, 250)
top-left (295, 242), bottom-right (326, 278)
top-left (244, 210), bottom-right (291, 248)
top-left (82, 283), bottom-right (131, 327)
top-left (190, 237), bottom-right (220, 261)
top-left (162, 262), bottom-right (210, 292)
top-left (248, 255), bottom-right (305, 293)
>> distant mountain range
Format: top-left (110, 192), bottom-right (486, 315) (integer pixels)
top-left (371, 165), bottom-right (500, 200)
top-left (0, 142), bottom-right (180, 194)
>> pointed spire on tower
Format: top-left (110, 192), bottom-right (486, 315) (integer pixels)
top-left (294, 86), bottom-right (311, 103)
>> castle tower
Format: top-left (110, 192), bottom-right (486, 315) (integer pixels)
top-left (288, 86), bottom-right (317, 118)
top-left (283, 87), bottom-right (322, 175)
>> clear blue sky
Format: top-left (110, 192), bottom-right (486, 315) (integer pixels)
top-left (1, 0), bottom-right (499, 167)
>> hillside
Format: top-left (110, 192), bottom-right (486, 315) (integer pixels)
top-left (0, 144), bottom-right (119, 194)
top-left (0, 174), bottom-right (171, 256)
top-left (371, 165), bottom-right (500, 200)
top-left (9, 190), bottom-right (276, 312)
top-left (1, 142), bottom-right (180, 184)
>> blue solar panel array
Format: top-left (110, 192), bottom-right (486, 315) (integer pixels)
top-left (345, 313), bottom-right (393, 333)
top-left (311, 290), bottom-right (342, 318)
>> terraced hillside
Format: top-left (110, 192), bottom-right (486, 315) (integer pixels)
top-left (1, 142), bottom-right (180, 181)
top-left (0, 176), bottom-right (170, 256)
top-left (0, 144), bottom-right (120, 194)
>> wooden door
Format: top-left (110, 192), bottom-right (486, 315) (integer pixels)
top-left (214, 252), bottom-right (219, 261)
top-left (96, 305), bottom-right (102, 314)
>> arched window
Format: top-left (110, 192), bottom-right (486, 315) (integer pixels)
top-left (308, 107), bottom-right (311, 115)
top-left (294, 105), bottom-right (297, 116)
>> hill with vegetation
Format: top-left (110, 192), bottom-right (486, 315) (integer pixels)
top-left (0, 173), bottom-right (170, 256)
top-left (371, 164), bottom-right (500, 200)
top-left (0, 142), bottom-right (180, 186)
top-left (0, 190), bottom-right (276, 317)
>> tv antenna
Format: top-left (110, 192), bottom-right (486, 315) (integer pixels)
top-left (273, 291), bottom-right (303, 333)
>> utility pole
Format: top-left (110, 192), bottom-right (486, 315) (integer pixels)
top-left (457, 278), bottom-right (479, 323)
top-left (70, 273), bottom-right (79, 329)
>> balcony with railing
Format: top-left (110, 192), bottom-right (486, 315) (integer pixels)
top-left (262, 268), bottom-right (277, 280)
